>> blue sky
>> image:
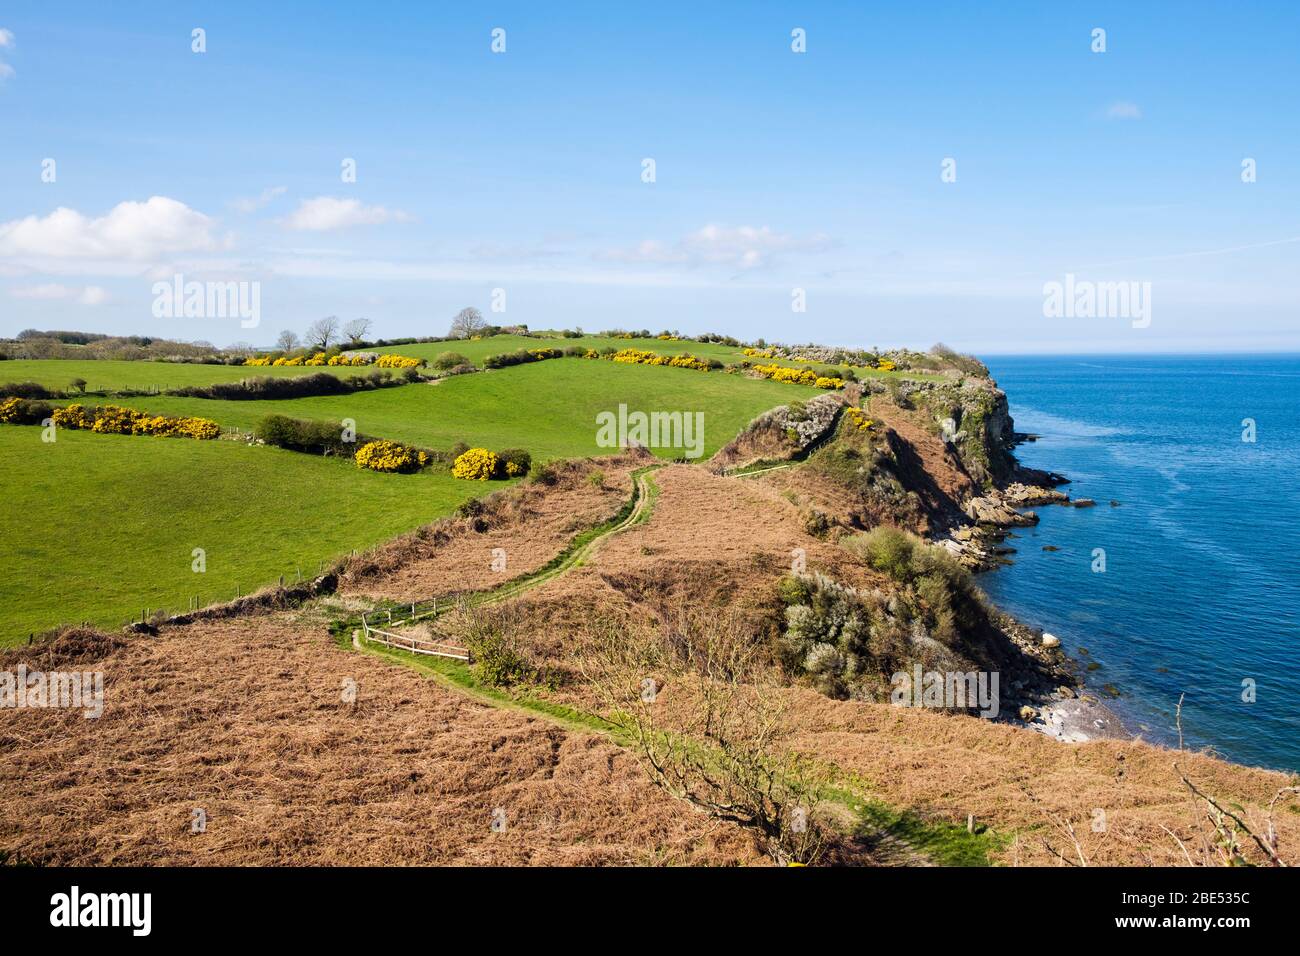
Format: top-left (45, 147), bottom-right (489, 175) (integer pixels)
top-left (1, 1), bottom-right (1296, 352)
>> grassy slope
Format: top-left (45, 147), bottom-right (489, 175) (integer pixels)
top-left (54, 358), bottom-right (816, 460)
top-left (0, 358), bottom-right (814, 639)
top-left (0, 358), bottom-right (377, 392)
top-left (391, 334), bottom-right (747, 366)
top-left (0, 427), bottom-right (480, 641)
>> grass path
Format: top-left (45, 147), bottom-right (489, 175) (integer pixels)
top-left (365, 465), bottom-right (662, 639)
top-left (327, 464), bottom-right (998, 866)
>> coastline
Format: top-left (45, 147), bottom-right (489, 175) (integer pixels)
top-left (948, 422), bottom-right (1134, 746)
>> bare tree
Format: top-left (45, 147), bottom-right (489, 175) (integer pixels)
top-left (343, 317), bottom-right (373, 344)
top-left (275, 330), bottom-right (300, 352)
top-left (449, 306), bottom-right (487, 339)
top-left (303, 316), bottom-right (340, 350)
top-left (580, 607), bottom-right (830, 865)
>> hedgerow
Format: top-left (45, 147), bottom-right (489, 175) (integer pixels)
top-left (49, 403), bottom-right (219, 440)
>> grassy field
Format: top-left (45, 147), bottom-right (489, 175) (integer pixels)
top-left (389, 333), bottom-right (750, 366)
top-left (47, 358), bottom-right (814, 460)
top-left (0, 426), bottom-right (483, 641)
top-left (0, 358), bottom-right (362, 392)
top-left (0, 352), bottom-right (819, 640)
top-left (377, 333), bottom-right (945, 380)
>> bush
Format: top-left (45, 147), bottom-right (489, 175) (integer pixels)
top-left (47, 403), bottom-right (218, 439)
top-left (461, 608), bottom-right (536, 687)
top-left (374, 354), bottom-right (425, 369)
top-left (433, 351), bottom-right (469, 370)
top-left (496, 448), bottom-right (531, 478)
top-left (0, 381), bottom-right (57, 400)
top-left (452, 447), bottom-right (499, 480)
top-left (254, 414), bottom-right (352, 454)
top-left (354, 439), bottom-right (428, 473)
top-left (482, 347), bottom-right (562, 369)
top-left (0, 397), bottom-right (53, 424)
top-left (171, 372), bottom-right (355, 401)
top-left (853, 526), bottom-right (917, 580)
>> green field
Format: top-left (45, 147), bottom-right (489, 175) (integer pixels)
top-left (45, 358), bottom-right (813, 461)
top-left (0, 426), bottom-right (481, 640)
top-left (0, 348), bottom-right (823, 642)
top-left (391, 333), bottom-right (944, 380)
top-left (0, 358), bottom-right (362, 392)
top-left (389, 333), bottom-right (750, 367)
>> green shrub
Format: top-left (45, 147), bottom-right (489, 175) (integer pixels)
top-left (853, 526), bottom-right (917, 580)
top-left (0, 381), bottom-right (58, 400)
top-left (496, 447), bottom-right (532, 478)
top-left (433, 351), bottom-right (469, 370)
top-left (462, 608), bottom-right (536, 687)
top-left (255, 414), bottom-right (353, 454)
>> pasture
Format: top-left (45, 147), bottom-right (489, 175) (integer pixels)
top-left (0, 426), bottom-right (480, 641)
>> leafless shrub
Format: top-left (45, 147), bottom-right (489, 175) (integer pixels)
top-left (579, 606), bottom-right (830, 865)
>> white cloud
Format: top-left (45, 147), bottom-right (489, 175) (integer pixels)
top-left (0, 28), bottom-right (13, 80)
top-left (11, 283), bottom-right (110, 305)
top-left (230, 185), bottom-right (287, 214)
top-left (1106, 101), bottom-right (1142, 120)
top-left (281, 196), bottom-right (412, 231)
top-left (0, 197), bottom-right (218, 260)
top-left (599, 224), bottom-right (833, 270)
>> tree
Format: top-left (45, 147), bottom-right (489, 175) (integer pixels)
top-left (449, 307), bottom-right (487, 339)
top-left (580, 607), bottom-right (831, 865)
top-left (343, 317), bottom-right (373, 344)
top-left (303, 316), bottom-right (340, 350)
top-left (275, 330), bottom-right (301, 352)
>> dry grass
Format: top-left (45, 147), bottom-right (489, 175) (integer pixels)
top-left (339, 454), bottom-right (645, 602)
top-left (0, 614), bottom-right (761, 866)
top-left (5, 444), bottom-right (1296, 868)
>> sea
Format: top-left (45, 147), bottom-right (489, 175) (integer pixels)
top-left (978, 354), bottom-right (1300, 772)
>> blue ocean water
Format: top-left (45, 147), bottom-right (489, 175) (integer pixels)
top-left (978, 355), bottom-right (1300, 771)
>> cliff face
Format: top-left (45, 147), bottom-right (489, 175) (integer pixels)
top-left (888, 378), bottom-right (1017, 488)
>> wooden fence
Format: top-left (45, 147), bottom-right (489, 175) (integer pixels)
top-left (359, 609), bottom-right (470, 662)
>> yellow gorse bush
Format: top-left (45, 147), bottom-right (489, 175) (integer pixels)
top-left (845, 407), bottom-right (874, 431)
top-left (51, 403), bottom-right (219, 440)
top-left (609, 348), bottom-right (711, 371)
top-left (451, 447), bottom-right (498, 481)
top-left (751, 364), bottom-right (844, 390)
top-left (375, 354), bottom-right (425, 369)
top-left (0, 398), bottom-right (27, 423)
top-left (354, 439), bottom-right (428, 473)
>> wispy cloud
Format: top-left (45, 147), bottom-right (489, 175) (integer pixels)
top-left (11, 283), bottom-right (109, 305)
top-left (0, 27), bottom-right (14, 80)
top-left (598, 224), bottom-right (834, 271)
top-left (281, 197), bottom-right (412, 231)
top-left (230, 186), bottom-right (287, 214)
top-left (1106, 101), bottom-right (1142, 120)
